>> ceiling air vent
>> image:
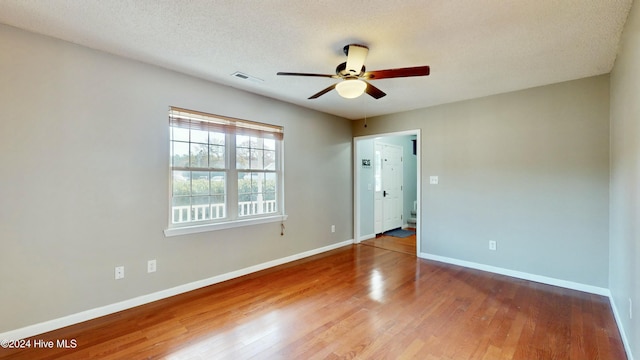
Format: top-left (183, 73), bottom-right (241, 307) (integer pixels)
top-left (231, 71), bottom-right (263, 83)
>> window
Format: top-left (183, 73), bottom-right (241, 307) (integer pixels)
top-left (166, 107), bottom-right (285, 236)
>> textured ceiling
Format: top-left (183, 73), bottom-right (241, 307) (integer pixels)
top-left (0, 1), bottom-right (633, 119)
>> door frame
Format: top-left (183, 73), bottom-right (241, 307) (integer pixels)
top-left (353, 129), bottom-right (421, 256)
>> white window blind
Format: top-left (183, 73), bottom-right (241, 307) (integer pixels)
top-left (169, 107), bottom-right (283, 140)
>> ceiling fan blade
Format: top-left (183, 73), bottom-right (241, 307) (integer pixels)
top-left (362, 66), bottom-right (430, 80)
top-left (277, 72), bottom-right (339, 78)
top-left (364, 81), bottom-right (387, 99)
top-left (308, 84), bottom-right (337, 99)
top-left (345, 44), bottom-right (369, 75)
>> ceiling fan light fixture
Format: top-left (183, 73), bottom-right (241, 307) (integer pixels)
top-left (335, 79), bottom-right (366, 99)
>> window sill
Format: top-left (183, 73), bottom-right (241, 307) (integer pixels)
top-left (164, 214), bottom-right (288, 237)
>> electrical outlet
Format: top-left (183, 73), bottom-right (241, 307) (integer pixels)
top-left (331, 225), bottom-right (336, 233)
top-left (430, 176), bottom-right (439, 185)
top-left (148, 259), bottom-right (157, 273)
top-left (115, 266), bottom-right (124, 280)
top-left (489, 240), bottom-right (497, 251)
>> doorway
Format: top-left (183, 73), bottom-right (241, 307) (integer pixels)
top-left (354, 130), bottom-right (420, 256)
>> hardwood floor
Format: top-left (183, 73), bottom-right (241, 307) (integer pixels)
top-left (1, 245), bottom-right (626, 359)
top-left (360, 231), bottom-right (417, 255)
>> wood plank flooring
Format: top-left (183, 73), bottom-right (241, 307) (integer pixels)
top-left (0, 245), bottom-right (626, 359)
top-left (361, 231), bottom-right (417, 255)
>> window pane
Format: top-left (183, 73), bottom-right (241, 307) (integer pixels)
top-left (236, 134), bottom-right (273, 170)
top-left (238, 172), bottom-right (252, 202)
top-left (191, 171), bottom-right (210, 195)
top-left (236, 134), bottom-right (251, 170)
top-left (191, 128), bottom-right (208, 143)
top-left (236, 146), bottom-right (251, 170)
top-left (237, 172), bottom-right (276, 217)
top-left (209, 131), bottom-right (225, 145)
top-left (264, 138), bottom-right (275, 150)
top-left (252, 136), bottom-right (263, 148)
top-left (264, 192), bottom-right (277, 213)
top-left (212, 194), bottom-right (225, 203)
top-left (171, 141), bottom-right (189, 168)
top-left (171, 127), bottom-right (189, 142)
top-left (264, 150), bottom-right (276, 170)
top-left (172, 196), bottom-right (191, 223)
top-left (210, 196), bottom-right (226, 219)
top-left (264, 172), bottom-right (277, 194)
top-left (172, 171), bottom-right (191, 196)
top-left (191, 196), bottom-right (211, 221)
top-left (250, 149), bottom-right (264, 170)
top-left (209, 145), bottom-right (225, 169)
top-left (237, 135), bottom-right (250, 149)
top-left (190, 143), bottom-right (209, 168)
top-left (210, 172), bottom-right (226, 195)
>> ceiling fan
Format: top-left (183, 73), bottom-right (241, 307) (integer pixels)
top-left (277, 44), bottom-right (430, 100)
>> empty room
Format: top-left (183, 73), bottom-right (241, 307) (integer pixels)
top-left (0, 1), bottom-right (638, 359)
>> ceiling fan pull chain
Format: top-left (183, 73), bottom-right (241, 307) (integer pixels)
top-left (363, 95), bottom-right (368, 128)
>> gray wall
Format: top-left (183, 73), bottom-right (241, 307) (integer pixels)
top-left (0, 25), bottom-right (353, 332)
top-left (353, 75), bottom-right (610, 288)
top-left (610, 0), bottom-right (640, 357)
top-left (357, 138), bottom-right (375, 236)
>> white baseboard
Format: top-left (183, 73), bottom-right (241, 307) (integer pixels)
top-left (419, 252), bottom-right (610, 296)
top-left (0, 239), bottom-right (354, 341)
top-left (608, 294), bottom-right (635, 360)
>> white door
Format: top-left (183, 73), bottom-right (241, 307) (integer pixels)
top-left (374, 142), bottom-right (403, 233)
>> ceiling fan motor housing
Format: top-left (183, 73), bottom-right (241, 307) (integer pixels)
top-left (336, 62), bottom-right (365, 78)
top-left (341, 44), bottom-right (369, 77)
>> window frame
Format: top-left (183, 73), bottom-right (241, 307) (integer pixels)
top-left (164, 107), bottom-right (286, 237)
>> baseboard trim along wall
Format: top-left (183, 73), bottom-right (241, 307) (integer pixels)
top-left (420, 252), bottom-right (634, 360)
top-left (608, 293), bottom-right (635, 360)
top-left (420, 252), bottom-right (609, 295)
top-left (0, 239), bottom-right (355, 341)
